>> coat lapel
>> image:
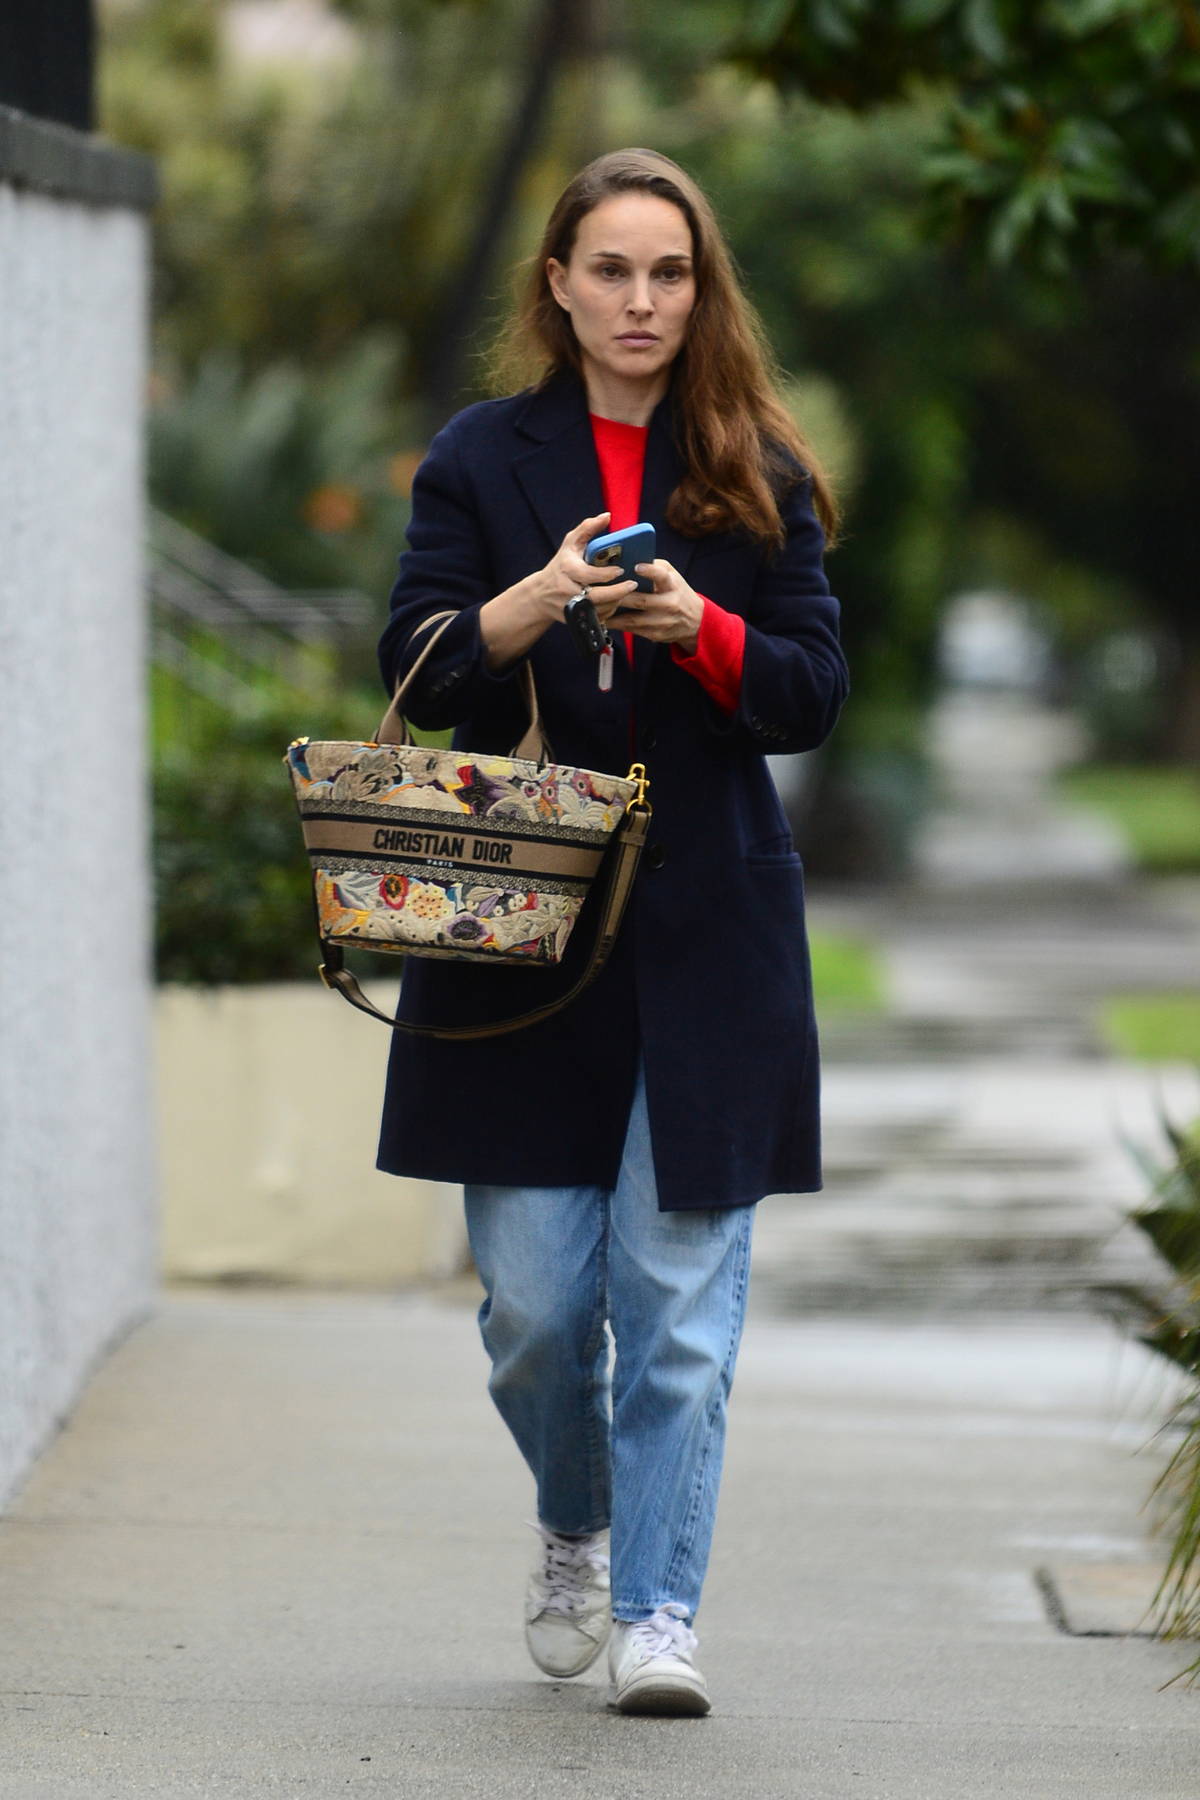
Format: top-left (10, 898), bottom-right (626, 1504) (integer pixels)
top-left (512, 372), bottom-right (604, 553)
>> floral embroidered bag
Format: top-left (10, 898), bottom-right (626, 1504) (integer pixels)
top-left (284, 612), bottom-right (651, 1038)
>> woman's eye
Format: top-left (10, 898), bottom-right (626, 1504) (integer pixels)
top-left (599, 264), bottom-right (623, 279)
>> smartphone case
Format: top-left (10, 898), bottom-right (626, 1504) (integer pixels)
top-left (586, 523), bottom-right (656, 594)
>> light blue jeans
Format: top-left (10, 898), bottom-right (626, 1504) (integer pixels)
top-left (464, 1064), bottom-right (755, 1625)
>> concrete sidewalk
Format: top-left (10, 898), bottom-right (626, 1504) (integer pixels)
top-left (1, 1285), bottom-right (1196, 1798)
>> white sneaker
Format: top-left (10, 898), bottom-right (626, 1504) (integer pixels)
top-left (524, 1523), bottom-right (612, 1678)
top-left (608, 1602), bottom-right (712, 1716)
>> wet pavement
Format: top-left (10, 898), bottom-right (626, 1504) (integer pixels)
top-left (754, 691), bottom-right (1200, 1317)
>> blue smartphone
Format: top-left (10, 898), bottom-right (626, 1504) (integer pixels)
top-left (586, 522), bottom-right (656, 595)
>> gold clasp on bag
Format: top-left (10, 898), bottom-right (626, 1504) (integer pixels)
top-left (625, 762), bottom-right (651, 812)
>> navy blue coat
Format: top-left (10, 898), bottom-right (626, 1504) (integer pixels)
top-left (374, 369), bottom-right (848, 1211)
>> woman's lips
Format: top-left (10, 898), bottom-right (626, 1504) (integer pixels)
top-left (617, 333), bottom-right (659, 348)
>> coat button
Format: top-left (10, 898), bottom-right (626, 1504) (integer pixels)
top-left (646, 843), bottom-right (666, 871)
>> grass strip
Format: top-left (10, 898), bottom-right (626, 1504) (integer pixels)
top-left (1061, 765), bottom-right (1200, 873)
top-left (1099, 995), bottom-right (1200, 1063)
top-left (809, 930), bottom-right (886, 1011)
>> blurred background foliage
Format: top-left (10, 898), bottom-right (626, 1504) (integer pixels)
top-left (97, 0), bottom-right (1200, 976)
top-left (732, 0), bottom-right (1200, 275)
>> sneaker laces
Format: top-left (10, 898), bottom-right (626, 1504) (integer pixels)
top-left (626, 1601), bottom-right (698, 1660)
top-left (528, 1522), bottom-right (610, 1618)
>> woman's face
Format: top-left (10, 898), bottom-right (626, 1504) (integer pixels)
top-left (547, 193), bottom-right (696, 398)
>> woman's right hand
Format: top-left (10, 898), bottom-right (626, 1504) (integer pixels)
top-left (480, 511), bottom-right (638, 671)
top-left (536, 512), bottom-right (640, 624)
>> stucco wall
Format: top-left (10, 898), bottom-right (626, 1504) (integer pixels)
top-left (0, 173), bottom-right (156, 1505)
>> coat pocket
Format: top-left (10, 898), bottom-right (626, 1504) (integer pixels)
top-left (744, 832), bottom-right (802, 869)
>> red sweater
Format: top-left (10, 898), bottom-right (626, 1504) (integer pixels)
top-left (590, 414), bottom-right (745, 714)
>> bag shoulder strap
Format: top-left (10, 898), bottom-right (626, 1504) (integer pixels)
top-left (316, 801), bottom-right (650, 1039)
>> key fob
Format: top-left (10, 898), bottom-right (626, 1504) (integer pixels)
top-left (564, 592), bottom-right (609, 658)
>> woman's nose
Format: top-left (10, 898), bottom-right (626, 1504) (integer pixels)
top-left (627, 279), bottom-right (653, 315)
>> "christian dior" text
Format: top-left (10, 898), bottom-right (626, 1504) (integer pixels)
top-left (371, 827), bottom-right (513, 865)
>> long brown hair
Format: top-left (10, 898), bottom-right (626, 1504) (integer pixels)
top-left (490, 148), bottom-right (840, 551)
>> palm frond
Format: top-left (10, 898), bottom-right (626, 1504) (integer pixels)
top-left (1106, 1100), bottom-right (1200, 1676)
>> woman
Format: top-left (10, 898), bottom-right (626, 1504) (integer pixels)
top-left (377, 148), bottom-right (847, 1715)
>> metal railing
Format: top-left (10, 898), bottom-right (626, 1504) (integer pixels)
top-left (147, 508), bottom-right (377, 708)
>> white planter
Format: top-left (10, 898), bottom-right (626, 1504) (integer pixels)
top-left (156, 984), bottom-right (467, 1287)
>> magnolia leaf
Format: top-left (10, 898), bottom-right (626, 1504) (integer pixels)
top-left (1156, 188), bottom-right (1200, 267)
top-left (742, 0), bottom-right (799, 50)
top-left (810, 0), bottom-right (866, 50)
top-left (996, 82), bottom-right (1033, 112)
top-left (987, 181), bottom-right (1042, 262)
top-left (1047, 0), bottom-right (1142, 37)
top-left (962, 0), bottom-right (1010, 65)
top-left (925, 148), bottom-right (1009, 194)
top-left (1039, 176), bottom-right (1077, 231)
top-left (1163, 118), bottom-right (1196, 160)
top-left (1053, 115), bottom-right (1127, 173)
top-left (1136, 3), bottom-right (1185, 58)
top-left (898, 0), bottom-right (958, 24)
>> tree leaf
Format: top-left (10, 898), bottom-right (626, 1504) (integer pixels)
top-left (987, 180), bottom-right (1041, 262)
top-left (1047, 0), bottom-right (1142, 38)
top-left (810, 0), bottom-right (868, 51)
top-left (741, 0), bottom-right (800, 51)
top-left (898, 0), bottom-right (958, 24)
top-left (962, 0), bottom-right (1010, 65)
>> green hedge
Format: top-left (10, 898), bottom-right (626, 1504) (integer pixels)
top-left (151, 665), bottom-right (431, 983)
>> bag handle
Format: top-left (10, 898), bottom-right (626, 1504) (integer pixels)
top-left (374, 610), bottom-right (550, 765)
top-left (316, 796), bottom-right (650, 1038)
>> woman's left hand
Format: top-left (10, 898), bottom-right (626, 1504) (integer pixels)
top-left (609, 559), bottom-right (704, 656)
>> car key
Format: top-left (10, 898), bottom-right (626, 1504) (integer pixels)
top-left (564, 590), bottom-right (609, 659)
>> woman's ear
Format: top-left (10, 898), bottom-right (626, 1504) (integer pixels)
top-left (546, 258), bottom-right (571, 313)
